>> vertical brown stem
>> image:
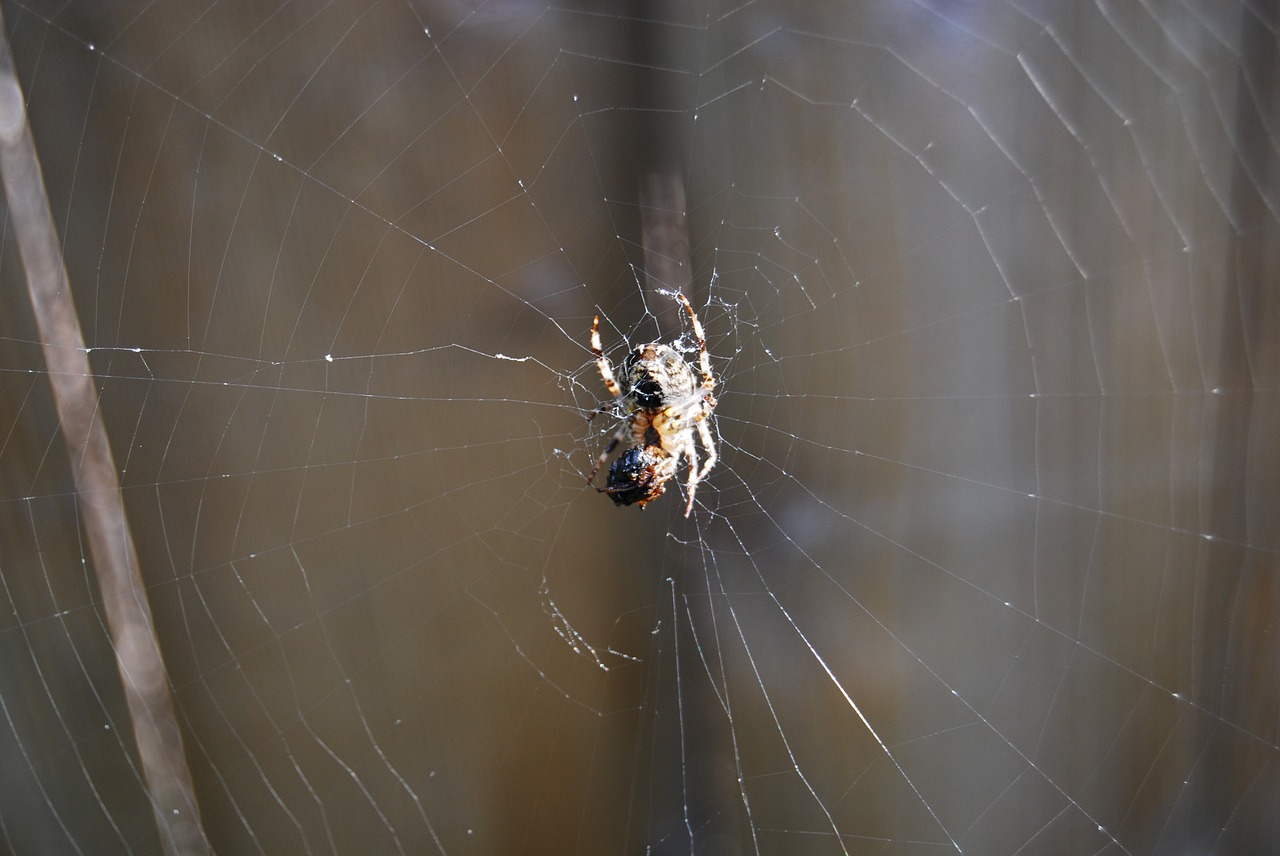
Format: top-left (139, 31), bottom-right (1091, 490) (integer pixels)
top-left (0, 17), bottom-right (209, 856)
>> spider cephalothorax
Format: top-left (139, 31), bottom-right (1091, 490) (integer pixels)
top-left (586, 292), bottom-right (717, 517)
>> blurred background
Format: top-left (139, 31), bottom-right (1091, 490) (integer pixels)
top-left (0, 1), bottom-right (1277, 853)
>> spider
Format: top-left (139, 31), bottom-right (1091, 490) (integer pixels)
top-left (586, 292), bottom-right (717, 517)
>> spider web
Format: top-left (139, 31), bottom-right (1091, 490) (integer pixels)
top-left (1, 1), bottom-right (1277, 854)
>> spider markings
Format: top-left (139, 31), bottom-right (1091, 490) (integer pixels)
top-left (586, 292), bottom-right (718, 517)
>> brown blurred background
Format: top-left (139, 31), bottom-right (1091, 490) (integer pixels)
top-left (0, 1), bottom-right (1276, 854)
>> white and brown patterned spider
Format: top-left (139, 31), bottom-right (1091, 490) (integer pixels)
top-left (586, 292), bottom-right (717, 517)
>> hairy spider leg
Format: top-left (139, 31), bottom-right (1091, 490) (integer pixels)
top-left (674, 293), bottom-right (715, 401)
top-left (589, 315), bottom-right (621, 400)
top-left (587, 424), bottom-right (626, 486)
top-left (673, 293), bottom-right (718, 515)
top-left (678, 432), bottom-right (700, 517)
top-left (586, 313), bottom-right (628, 484)
top-left (687, 415), bottom-right (717, 517)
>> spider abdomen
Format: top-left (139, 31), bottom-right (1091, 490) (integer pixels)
top-left (622, 345), bottom-right (696, 411)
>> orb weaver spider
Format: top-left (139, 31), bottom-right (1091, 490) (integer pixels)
top-left (586, 293), bottom-right (717, 517)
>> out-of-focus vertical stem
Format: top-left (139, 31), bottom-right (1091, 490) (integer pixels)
top-left (640, 171), bottom-right (692, 301)
top-left (629, 0), bottom-right (693, 337)
top-left (0, 17), bottom-right (209, 856)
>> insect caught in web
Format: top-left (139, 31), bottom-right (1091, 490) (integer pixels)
top-left (586, 292), bottom-right (718, 517)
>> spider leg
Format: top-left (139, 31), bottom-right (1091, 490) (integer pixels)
top-left (674, 293), bottom-right (715, 396)
top-left (587, 423), bottom-right (627, 486)
top-left (694, 416), bottom-right (717, 481)
top-left (590, 315), bottom-right (622, 399)
top-left (681, 436), bottom-right (700, 517)
top-left (682, 416), bottom-right (717, 517)
top-left (585, 398), bottom-right (613, 425)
